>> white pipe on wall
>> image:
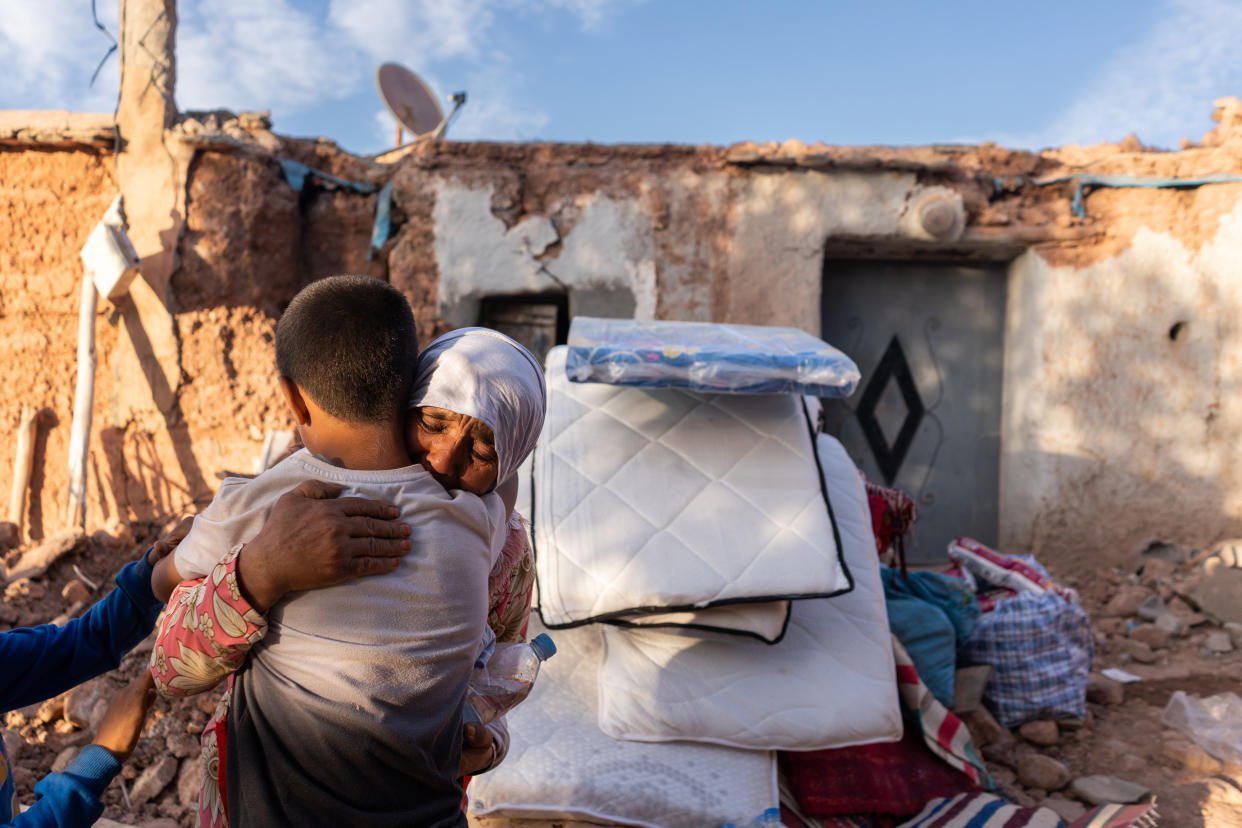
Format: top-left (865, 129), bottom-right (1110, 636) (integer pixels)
top-left (65, 274), bottom-right (98, 530)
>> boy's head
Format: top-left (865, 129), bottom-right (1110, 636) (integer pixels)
top-left (276, 275), bottom-right (417, 429)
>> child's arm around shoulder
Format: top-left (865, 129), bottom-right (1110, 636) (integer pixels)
top-left (149, 553), bottom-right (184, 603)
top-left (155, 475), bottom-right (259, 602)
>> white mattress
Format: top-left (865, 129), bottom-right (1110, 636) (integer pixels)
top-left (465, 617), bottom-right (778, 827)
top-left (596, 433), bottom-right (903, 751)
top-left (518, 454), bottom-right (791, 643)
top-left (532, 346), bottom-right (853, 628)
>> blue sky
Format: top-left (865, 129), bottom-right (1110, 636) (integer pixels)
top-left (3, 0), bottom-right (1241, 155)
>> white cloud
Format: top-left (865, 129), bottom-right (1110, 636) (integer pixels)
top-left (537, 0), bottom-right (625, 30)
top-left (374, 107), bottom-right (401, 148)
top-left (1001, 0), bottom-right (1242, 149)
top-left (450, 57), bottom-right (549, 140)
top-left (176, 0), bottom-right (358, 113)
top-left (330, 0), bottom-right (495, 67)
top-left (0, 0), bottom-right (119, 111)
top-left (0, 0), bottom-right (637, 141)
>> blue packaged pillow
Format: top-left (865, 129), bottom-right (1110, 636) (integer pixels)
top-left (565, 317), bottom-right (860, 397)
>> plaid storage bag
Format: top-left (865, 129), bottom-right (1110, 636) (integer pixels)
top-left (954, 542), bottom-right (1093, 728)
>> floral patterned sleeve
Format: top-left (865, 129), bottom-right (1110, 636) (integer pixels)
top-left (149, 544), bottom-right (267, 699)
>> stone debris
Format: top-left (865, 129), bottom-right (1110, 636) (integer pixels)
top-left (165, 731), bottom-right (199, 760)
top-left (1192, 556), bottom-right (1242, 625)
top-left (1101, 584), bottom-right (1151, 617)
top-left (1155, 612), bottom-right (1186, 637)
top-left (1069, 774), bottom-right (1151, 806)
top-left (960, 705), bottom-right (1008, 747)
top-left (1136, 594), bottom-right (1170, 622)
top-left (0, 522), bottom-right (20, 550)
top-left (176, 755), bottom-right (203, 809)
top-left (1017, 720), bottom-right (1060, 746)
top-left (1161, 738), bottom-right (1223, 774)
top-left (60, 579), bottom-right (91, 604)
top-left (130, 755), bottom-right (180, 805)
top-left (1017, 753), bottom-right (1071, 790)
top-left (64, 678), bottom-right (108, 729)
top-left (50, 746), bottom-right (77, 774)
top-left (1127, 623), bottom-right (1169, 650)
top-left (1, 729), bottom-right (23, 764)
top-left (1086, 674), bottom-right (1126, 705)
top-left (5, 530), bottom-right (86, 583)
top-left (1204, 630), bottom-right (1234, 653)
top-left (1121, 638), bottom-right (1157, 663)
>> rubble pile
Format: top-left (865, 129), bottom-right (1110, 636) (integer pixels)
top-left (1, 520), bottom-right (222, 828)
top-left (961, 538), bottom-right (1242, 825)
top-left (8, 518), bottom-right (1242, 826)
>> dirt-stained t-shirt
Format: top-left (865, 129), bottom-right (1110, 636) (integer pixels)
top-left (174, 449), bottom-right (506, 827)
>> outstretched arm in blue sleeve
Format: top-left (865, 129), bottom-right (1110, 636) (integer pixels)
top-left (0, 552), bottom-right (162, 712)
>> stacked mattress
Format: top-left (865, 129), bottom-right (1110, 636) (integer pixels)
top-left (473, 337), bottom-right (901, 826)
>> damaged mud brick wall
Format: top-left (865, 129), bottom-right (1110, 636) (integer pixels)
top-left (6, 98), bottom-right (1242, 569)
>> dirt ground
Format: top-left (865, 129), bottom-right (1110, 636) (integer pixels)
top-left (4, 527), bottom-right (1242, 826)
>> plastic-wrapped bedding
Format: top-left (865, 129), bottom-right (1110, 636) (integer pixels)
top-left (595, 433), bottom-right (902, 751)
top-left (565, 316), bottom-right (861, 397)
top-left (465, 617), bottom-right (778, 828)
top-left (531, 346), bottom-right (854, 629)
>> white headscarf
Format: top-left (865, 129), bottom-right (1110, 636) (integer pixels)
top-left (409, 328), bottom-right (547, 487)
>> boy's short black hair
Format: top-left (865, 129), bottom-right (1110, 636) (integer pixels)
top-left (276, 275), bottom-right (417, 424)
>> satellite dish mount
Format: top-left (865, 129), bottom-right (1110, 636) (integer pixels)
top-left (377, 62), bottom-right (467, 147)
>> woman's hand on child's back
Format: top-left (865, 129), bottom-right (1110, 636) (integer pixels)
top-left (237, 479), bottom-right (412, 610)
top-left (93, 673), bottom-right (157, 760)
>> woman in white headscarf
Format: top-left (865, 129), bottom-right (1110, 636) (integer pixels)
top-left (407, 327), bottom-right (546, 498)
top-left (403, 328), bottom-right (547, 778)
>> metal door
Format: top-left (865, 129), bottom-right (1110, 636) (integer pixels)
top-left (820, 260), bottom-right (1007, 564)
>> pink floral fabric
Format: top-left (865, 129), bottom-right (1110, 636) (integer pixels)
top-left (149, 544), bottom-right (264, 828)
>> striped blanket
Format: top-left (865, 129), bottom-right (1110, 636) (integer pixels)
top-left (897, 794), bottom-right (1159, 828)
top-left (892, 637), bottom-right (991, 789)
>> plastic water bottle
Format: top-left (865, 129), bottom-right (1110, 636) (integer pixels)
top-left (464, 633), bottom-right (557, 725)
top-left (720, 808), bottom-right (783, 828)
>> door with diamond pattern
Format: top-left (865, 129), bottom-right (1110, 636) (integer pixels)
top-left (819, 260), bottom-right (1007, 564)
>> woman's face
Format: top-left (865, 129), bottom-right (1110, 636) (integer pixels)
top-left (407, 406), bottom-right (499, 495)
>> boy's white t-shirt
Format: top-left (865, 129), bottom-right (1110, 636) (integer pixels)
top-left (173, 449), bottom-right (507, 786)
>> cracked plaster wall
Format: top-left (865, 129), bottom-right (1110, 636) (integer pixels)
top-left (428, 168), bottom-right (918, 334)
top-left (432, 182), bottom-right (656, 327)
top-left (1002, 196), bottom-right (1242, 570)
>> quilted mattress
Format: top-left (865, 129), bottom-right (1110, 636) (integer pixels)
top-left (608, 600), bottom-right (792, 644)
top-left (532, 346), bottom-right (853, 628)
top-left (596, 433), bottom-right (903, 750)
top-left (465, 616), bottom-right (778, 827)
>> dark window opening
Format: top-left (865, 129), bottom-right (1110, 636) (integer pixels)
top-left (477, 294), bottom-right (570, 365)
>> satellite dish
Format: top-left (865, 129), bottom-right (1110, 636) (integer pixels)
top-left (376, 62), bottom-right (467, 146)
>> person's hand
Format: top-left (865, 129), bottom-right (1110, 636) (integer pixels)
top-left (237, 479), bottom-right (412, 610)
top-left (92, 673), bottom-right (156, 760)
top-left (459, 722), bottom-right (497, 777)
top-left (147, 515), bottom-right (194, 566)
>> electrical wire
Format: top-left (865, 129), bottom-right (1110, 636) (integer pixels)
top-left (89, 0), bottom-right (118, 87)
